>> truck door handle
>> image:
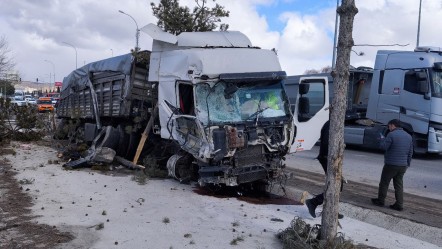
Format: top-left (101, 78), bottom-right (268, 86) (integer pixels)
top-left (400, 106), bottom-right (406, 114)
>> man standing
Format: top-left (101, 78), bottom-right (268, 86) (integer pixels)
top-left (305, 121), bottom-right (344, 219)
top-left (372, 119), bottom-right (413, 211)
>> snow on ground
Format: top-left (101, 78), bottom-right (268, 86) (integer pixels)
top-left (4, 142), bottom-right (441, 249)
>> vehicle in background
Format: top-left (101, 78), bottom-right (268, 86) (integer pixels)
top-left (37, 97), bottom-right (54, 112)
top-left (14, 91), bottom-right (25, 101)
top-left (11, 100), bottom-right (27, 107)
top-left (286, 46), bottom-right (442, 154)
top-left (25, 97), bottom-right (37, 105)
top-left (46, 92), bottom-right (60, 104)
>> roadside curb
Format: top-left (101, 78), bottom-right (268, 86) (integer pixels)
top-left (340, 202), bottom-right (442, 247)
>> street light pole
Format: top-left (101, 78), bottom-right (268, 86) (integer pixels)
top-left (45, 60), bottom-right (55, 91)
top-left (44, 59), bottom-right (55, 90)
top-left (62, 41), bottom-right (78, 69)
top-left (118, 10), bottom-right (140, 52)
top-left (110, 48), bottom-right (113, 57)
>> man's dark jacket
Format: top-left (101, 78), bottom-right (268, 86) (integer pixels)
top-left (380, 127), bottom-right (413, 167)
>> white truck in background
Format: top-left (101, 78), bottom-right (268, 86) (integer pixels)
top-left (286, 47), bottom-right (442, 154)
top-left (14, 90), bottom-right (25, 101)
top-left (56, 24), bottom-right (329, 188)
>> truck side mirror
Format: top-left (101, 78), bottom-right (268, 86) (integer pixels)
top-left (419, 81), bottom-right (431, 100)
top-left (434, 62), bottom-right (442, 71)
top-left (299, 83), bottom-right (310, 95)
top-left (416, 71), bottom-right (427, 81)
top-left (418, 80), bottom-right (429, 93)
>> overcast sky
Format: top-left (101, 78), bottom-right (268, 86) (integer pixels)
top-left (0, 0), bottom-right (441, 83)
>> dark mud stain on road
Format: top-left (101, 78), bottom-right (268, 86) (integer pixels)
top-left (0, 161), bottom-right (74, 248)
top-left (193, 186), bottom-right (302, 205)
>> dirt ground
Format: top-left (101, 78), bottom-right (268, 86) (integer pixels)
top-left (1, 140), bottom-right (440, 249)
top-left (0, 143), bottom-right (74, 249)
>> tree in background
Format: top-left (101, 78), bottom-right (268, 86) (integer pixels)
top-left (0, 80), bottom-right (15, 96)
top-left (321, 0), bottom-right (358, 243)
top-left (0, 36), bottom-right (15, 76)
top-left (304, 66), bottom-right (333, 75)
top-left (150, 0), bottom-right (229, 35)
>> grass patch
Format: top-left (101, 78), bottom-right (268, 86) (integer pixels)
top-left (18, 178), bottom-right (35, 185)
top-left (162, 217), bottom-right (170, 224)
top-left (230, 236), bottom-right (244, 245)
top-left (131, 170), bottom-right (149, 185)
top-left (142, 155), bottom-right (168, 178)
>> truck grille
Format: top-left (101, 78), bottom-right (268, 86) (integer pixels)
top-left (234, 145), bottom-right (265, 167)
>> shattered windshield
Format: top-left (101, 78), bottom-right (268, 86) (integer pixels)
top-left (431, 70), bottom-right (442, 98)
top-left (195, 80), bottom-right (288, 125)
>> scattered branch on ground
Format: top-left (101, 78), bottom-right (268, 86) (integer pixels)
top-left (277, 217), bottom-right (358, 249)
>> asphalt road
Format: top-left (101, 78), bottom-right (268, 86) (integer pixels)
top-left (286, 145), bottom-right (442, 200)
top-left (284, 146), bottom-right (442, 229)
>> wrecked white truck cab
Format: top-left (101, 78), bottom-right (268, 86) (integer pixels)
top-left (57, 24), bottom-right (329, 188)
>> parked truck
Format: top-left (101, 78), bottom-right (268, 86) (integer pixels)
top-left (286, 46), bottom-right (442, 154)
top-left (56, 24), bottom-right (329, 188)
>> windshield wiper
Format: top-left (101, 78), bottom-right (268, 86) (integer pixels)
top-left (246, 107), bottom-right (269, 121)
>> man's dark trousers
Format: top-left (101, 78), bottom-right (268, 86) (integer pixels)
top-left (378, 164), bottom-right (407, 207)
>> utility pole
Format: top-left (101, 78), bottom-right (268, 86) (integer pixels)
top-left (332, 0), bottom-right (340, 69)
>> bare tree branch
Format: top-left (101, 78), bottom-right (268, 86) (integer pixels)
top-left (0, 36), bottom-right (15, 75)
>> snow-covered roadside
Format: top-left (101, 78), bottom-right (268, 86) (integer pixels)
top-left (4, 142), bottom-right (441, 249)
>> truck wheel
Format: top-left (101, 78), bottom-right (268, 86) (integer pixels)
top-left (53, 119), bottom-right (68, 139)
top-left (116, 125), bottom-right (129, 157)
top-left (251, 180), bottom-right (268, 194)
top-left (126, 132), bottom-right (140, 159)
top-left (98, 126), bottom-right (120, 150)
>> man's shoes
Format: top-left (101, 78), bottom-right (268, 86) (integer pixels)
top-left (305, 199), bottom-right (317, 218)
top-left (338, 213), bottom-right (344, 219)
top-left (389, 203), bottom-right (403, 211)
top-left (371, 198), bottom-right (384, 207)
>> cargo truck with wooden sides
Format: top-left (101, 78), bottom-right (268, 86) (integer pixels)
top-left (56, 24), bottom-right (330, 188)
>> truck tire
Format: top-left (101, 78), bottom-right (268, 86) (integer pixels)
top-left (116, 125), bottom-right (130, 157)
top-left (126, 132), bottom-right (140, 159)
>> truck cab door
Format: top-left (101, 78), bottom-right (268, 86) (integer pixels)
top-left (399, 70), bottom-right (431, 135)
top-left (290, 77), bottom-right (329, 153)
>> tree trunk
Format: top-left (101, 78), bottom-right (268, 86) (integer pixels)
top-left (320, 0), bottom-right (358, 243)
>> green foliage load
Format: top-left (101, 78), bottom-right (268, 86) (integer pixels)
top-left (151, 0), bottom-right (229, 35)
top-left (0, 97), bottom-right (50, 142)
